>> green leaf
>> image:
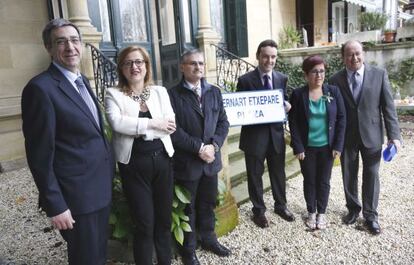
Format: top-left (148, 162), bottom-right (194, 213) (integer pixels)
top-left (171, 222), bottom-right (176, 232)
top-left (217, 178), bottom-right (226, 195)
top-left (172, 212), bottom-right (180, 225)
top-left (173, 227), bottom-right (184, 245)
top-left (175, 185), bottom-right (191, 203)
top-left (180, 222), bottom-right (192, 232)
top-left (180, 215), bottom-right (189, 222)
top-left (113, 223), bottom-right (128, 239)
top-left (108, 213), bottom-right (117, 225)
top-left (172, 197), bottom-right (178, 208)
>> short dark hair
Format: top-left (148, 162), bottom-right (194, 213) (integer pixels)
top-left (341, 40), bottom-right (363, 57)
top-left (180, 48), bottom-right (203, 63)
top-left (256, 39), bottom-right (278, 59)
top-left (42, 18), bottom-right (81, 49)
top-left (302, 55), bottom-right (327, 74)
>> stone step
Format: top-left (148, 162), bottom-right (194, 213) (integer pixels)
top-left (231, 158), bottom-right (301, 205)
top-left (229, 146), bottom-right (296, 187)
top-left (227, 126), bottom-right (241, 144)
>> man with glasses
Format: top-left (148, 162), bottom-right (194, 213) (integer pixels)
top-left (329, 40), bottom-right (401, 235)
top-left (237, 39), bottom-right (294, 228)
top-left (21, 18), bottom-right (113, 264)
top-left (168, 49), bottom-right (230, 265)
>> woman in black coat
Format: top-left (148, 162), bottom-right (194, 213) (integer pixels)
top-left (289, 55), bottom-right (346, 230)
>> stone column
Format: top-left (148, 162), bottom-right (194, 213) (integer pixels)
top-left (196, 0), bottom-right (221, 84)
top-left (195, 0), bottom-right (230, 190)
top-left (66, 0), bottom-right (102, 87)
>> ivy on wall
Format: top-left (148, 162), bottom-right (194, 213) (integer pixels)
top-left (276, 55), bottom-right (344, 91)
top-left (386, 57), bottom-right (414, 97)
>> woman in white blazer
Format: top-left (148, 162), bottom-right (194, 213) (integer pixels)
top-left (105, 46), bottom-right (175, 265)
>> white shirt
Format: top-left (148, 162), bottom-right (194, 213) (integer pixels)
top-left (53, 61), bottom-right (82, 93)
top-left (346, 64), bottom-right (364, 93)
top-left (258, 69), bottom-right (273, 89)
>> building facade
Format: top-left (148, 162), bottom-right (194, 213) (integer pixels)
top-left (0, 0), bottom-right (404, 167)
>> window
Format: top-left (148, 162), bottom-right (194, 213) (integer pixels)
top-left (98, 0), bottom-right (112, 42)
top-left (210, 0), bottom-right (225, 42)
top-left (119, 0), bottom-right (148, 42)
top-left (224, 0), bottom-right (248, 57)
top-left (159, 0), bottom-right (176, 45)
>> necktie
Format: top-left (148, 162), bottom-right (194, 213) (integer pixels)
top-left (351, 71), bottom-right (361, 102)
top-left (193, 86), bottom-right (201, 105)
top-left (263, 75), bottom-right (272, 90)
top-left (75, 77), bottom-right (100, 128)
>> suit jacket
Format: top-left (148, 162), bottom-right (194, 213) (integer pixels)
top-left (236, 68), bottom-right (288, 156)
top-left (21, 63), bottom-right (114, 217)
top-left (105, 85), bottom-right (175, 164)
top-left (288, 84), bottom-right (346, 155)
top-left (329, 64), bottom-right (401, 149)
top-left (168, 78), bottom-right (229, 181)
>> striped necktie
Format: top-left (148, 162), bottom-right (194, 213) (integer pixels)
top-left (193, 86), bottom-right (201, 105)
top-left (75, 77), bottom-right (100, 128)
top-left (351, 71), bottom-right (361, 102)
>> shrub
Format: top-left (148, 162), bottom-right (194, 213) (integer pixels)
top-left (360, 12), bottom-right (388, 31)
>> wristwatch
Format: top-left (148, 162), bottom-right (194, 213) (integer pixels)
top-left (212, 141), bottom-right (220, 153)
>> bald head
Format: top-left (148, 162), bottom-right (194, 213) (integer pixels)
top-left (342, 40), bottom-right (364, 71)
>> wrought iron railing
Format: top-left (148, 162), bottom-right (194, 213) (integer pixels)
top-left (86, 43), bottom-right (118, 103)
top-left (212, 43), bottom-right (255, 92)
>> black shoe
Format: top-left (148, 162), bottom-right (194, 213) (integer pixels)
top-left (343, 211), bottom-right (359, 225)
top-left (365, 220), bottom-right (381, 235)
top-left (251, 214), bottom-right (269, 228)
top-left (274, 208), bottom-right (295, 222)
top-left (201, 241), bottom-right (231, 257)
top-left (181, 251), bottom-right (200, 265)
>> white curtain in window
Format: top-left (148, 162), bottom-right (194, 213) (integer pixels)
top-left (119, 0), bottom-right (148, 42)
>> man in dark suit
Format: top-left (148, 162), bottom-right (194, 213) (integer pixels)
top-left (329, 40), bottom-right (401, 235)
top-left (169, 49), bottom-right (230, 265)
top-left (21, 19), bottom-right (113, 264)
top-left (236, 39), bottom-right (295, 228)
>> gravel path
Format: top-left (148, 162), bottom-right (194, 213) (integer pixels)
top-left (1, 136), bottom-right (413, 265)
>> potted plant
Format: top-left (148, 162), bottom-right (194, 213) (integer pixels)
top-left (360, 12), bottom-right (388, 31)
top-left (279, 25), bottom-right (302, 49)
top-left (383, 29), bottom-right (396, 43)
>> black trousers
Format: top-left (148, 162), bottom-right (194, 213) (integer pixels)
top-left (118, 150), bottom-right (173, 265)
top-left (60, 205), bottom-right (110, 265)
top-left (299, 145), bottom-right (334, 214)
top-left (176, 174), bottom-right (218, 254)
top-left (245, 142), bottom-right (287, 216)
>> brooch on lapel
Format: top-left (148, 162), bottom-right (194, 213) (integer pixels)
top-left (322, 92), bottom-right (333, 103)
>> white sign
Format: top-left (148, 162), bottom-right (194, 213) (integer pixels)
top-left (222, 90), bottom-right (286, 126)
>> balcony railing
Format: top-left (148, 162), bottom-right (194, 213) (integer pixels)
top-left (212, 43), bottom-right (255, 92)
top-left (86, 43), bottom-right (118, 103)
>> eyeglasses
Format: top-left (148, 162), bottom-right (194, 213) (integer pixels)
top-left (122, 59), bottom-right (146, 68)
top-left (309, 69), bottom-right (325, 75)
top-left (54, 37), bottom-right (81, 46)
top-left (184, 61), bottom-right (204, 67)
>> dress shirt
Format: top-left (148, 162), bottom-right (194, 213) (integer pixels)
top-left (346, 64), bottom-right (364, 94)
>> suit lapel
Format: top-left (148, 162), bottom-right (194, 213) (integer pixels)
top-left (253, 69), bottom-right (265, 90)
top-left (49, 65), bottom-right (102, 132)
top-left (337, 69), bottom-right (356, 107)
top-left (179, 81), bottom-right (203, 117)
top-left (322, 84), bottom-right (332, 122)
top-left (302, 85), bottom-right (310, 120)
top-left (359, 64), bottom-right (371, 104)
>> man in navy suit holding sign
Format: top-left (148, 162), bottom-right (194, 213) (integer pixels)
top-left (21, 18), bottom-right (113, 264)
top-left (237, 39), bottom-right (294, 228)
